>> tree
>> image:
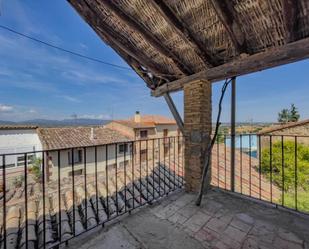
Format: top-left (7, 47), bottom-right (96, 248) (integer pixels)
top-left (277, 104), bottom-right (300, 123)
top-left (278, 108), bottom-right (290, 123)
top-left (289, 104), bottom-right (300, 122)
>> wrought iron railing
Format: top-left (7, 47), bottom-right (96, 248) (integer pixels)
top-left (0, 136), bottom-right (184, 249)
top-left (212, 133), bottom-right (309, 215)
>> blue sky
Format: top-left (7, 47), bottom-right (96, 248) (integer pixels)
top-left (0, 0), bottom-right (308, 123)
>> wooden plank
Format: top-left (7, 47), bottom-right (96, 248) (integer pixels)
top-left (152, 37), bottom-right (309, 97)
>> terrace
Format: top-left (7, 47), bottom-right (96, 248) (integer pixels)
top-left (1, 0), bottom-right (309, 248)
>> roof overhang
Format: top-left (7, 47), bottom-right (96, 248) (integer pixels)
top-left (68, 0), bottom-right (309, 96)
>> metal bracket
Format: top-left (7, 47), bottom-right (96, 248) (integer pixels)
top-left (163, 93), bottom-right (184, 134)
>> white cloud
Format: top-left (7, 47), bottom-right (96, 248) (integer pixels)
top-left (56, 95), bottom-right (81, 103)
top-left (0, 104), bottom-right (14, 112)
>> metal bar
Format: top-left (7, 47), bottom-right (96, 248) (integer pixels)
top-left (249, 134), bottom-right (252, 196)
top-left (24, 153), bottom-right (28, 249)
top-left (115, 144), bottom-right (118, 215)
top-left (258, 135), bottom-right (262, 199)
top-left (139, 140), bottom-right (142, 204)
top-left (124, 144), bottom-right (127, 211)
top-left (42, 152), bottom-right (46, 249)
top-left (105, 145), bottom-right (109, 219)
top-left (2, 155), bottom-right (6, 249)
top-left (173, 137), bottom-right (176, 190)
top-left (216, 135), bottom-right (219, 187)
top-left (146, 140), bottom-right (149, 201)
top-left (230, 77), bottom-right (236, 192)
top-left (163, 93), bottom-right (184, 134)
top-left (57, 150), bottom-right (61, 242)
top-left (158, 139), bottom-right (161, 196)
top-left (95, 146), bottom-right (98, 218)
top-left (168, 137), bottom-right (171, 190)
top-left (282, 136), bottom-right (285, 206)
top-left (224, 134), bottom-right (227, 190)
top-left (270, 136), bottom-right (273, 203)
top-left (131, 142), bottom-right (135, 208)
top-left (295, 136), bottom-right (298, 210)
top-left (152, 139), bottom-right (155, 199)
top-left (71, 149), bottom-right (75, 236)
top-left (84, 147), bottom-right (87, 229)
top-left (240, 134), bottom-right (243, 194)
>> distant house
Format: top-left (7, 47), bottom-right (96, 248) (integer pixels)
top-left (258, 119), bottom-right (309, 146)
top-left (105, 112), bottom-right (181, 162)
top-left (37, 126), bottom-right (132, 181)
top-left (0, 125), bottom-right (42, 180)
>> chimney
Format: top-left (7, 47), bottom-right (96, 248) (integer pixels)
top-left (134, 111), bottom-right (141, 123)
top-left (90, 127), bottom-right (96, 140)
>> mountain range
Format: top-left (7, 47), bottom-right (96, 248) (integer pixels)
top-left (0, 119), bottom-right (111, 127)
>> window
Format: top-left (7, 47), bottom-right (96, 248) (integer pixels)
top-left (17, 154), bottom-right (35, 167)
top-left (119, 144), bottom-right (129, 154)
top-left (140, 130), bottom-right (148, 138)
top-left (68, 149), bottom-right (83, 164)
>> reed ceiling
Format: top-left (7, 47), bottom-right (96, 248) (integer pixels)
top-left (68, 0), bottom-right (309, 91)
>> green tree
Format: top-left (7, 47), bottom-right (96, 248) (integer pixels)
top-left (277, 104), bottom-right (300, 123)
top-left (289, 104), bottom-right (300, 122)
top-left (278, 108), bottom-right (290, 123)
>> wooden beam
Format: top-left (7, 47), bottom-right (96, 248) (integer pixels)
top-left (70, 0), bottom-right (173, 88)
top-left (151, 0), bottom-right (216, 67)
top-left (152, 37), bottom-right (309, 97)
top-left (210, 0), bottom-right (248, 54)
top-left (99, 0), bottom-right (193, 76)
top-left (282, 0), bottom-right (298, 43)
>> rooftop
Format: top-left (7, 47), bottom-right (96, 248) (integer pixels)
top-left (67, 189), bottom-right (309, 249)
top-left (258, 119), bottom-right (309, 135)
top-left (37, 126), bottom-right (131, 150)
top-left (113, 114), bottom-right (176, 129)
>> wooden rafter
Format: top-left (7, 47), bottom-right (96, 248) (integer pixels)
top-left (151, 0), bottom-right (216, 67)
top-left (88, 12), bottom-right (174, 80)
top-left (282, 0), bottom-right (298, 43)
top-left (99, 0), bottom-right (194, 76)
top-left (210, 0), bottom-right (248, 54)
top-left (152, 37), bottom-right (309, 97)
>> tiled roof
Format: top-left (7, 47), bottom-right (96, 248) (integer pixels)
top-left (0, 125), bottom-right (38, 130)
top-left (37, 126), bottom-right (131, 150)
top-left (130, 115), bottom-right (176, 125)
top-left (114, 120), bottom-right (156, 129)
top-left (114, 115), bottom-right (176, 129)
top-left (258, 119), bottom-right (309, 135)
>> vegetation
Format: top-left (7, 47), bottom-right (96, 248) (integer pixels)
top-left (260, 140), bottom-right (309, 211)
top-left (217, 126), bottom-right (229, 143)
top-left (28, 158), bottom-right (42, 182)
top-left (12, 175), bottom-right (24, 188)
top-left (278, 104), bottom-right (300, 123)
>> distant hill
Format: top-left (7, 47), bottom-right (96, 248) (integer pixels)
top-left (0, 119), bottom-right (111, 127)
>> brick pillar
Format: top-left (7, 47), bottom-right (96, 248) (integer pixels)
top-left (184, 79), bottom-right (212, 192)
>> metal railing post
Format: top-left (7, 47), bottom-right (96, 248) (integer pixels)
top-left (230, 77), bottom-right (236, 192)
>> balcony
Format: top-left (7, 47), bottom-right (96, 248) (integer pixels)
top-left (0, 135), bottom-right (308, 249)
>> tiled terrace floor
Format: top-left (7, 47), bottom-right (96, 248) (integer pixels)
top-left (67, 189), bottom-right (309, 249)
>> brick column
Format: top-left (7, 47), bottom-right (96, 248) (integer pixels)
top-left (184, 79), bottom-right (212, 192)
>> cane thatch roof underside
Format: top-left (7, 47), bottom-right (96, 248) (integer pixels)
top-left (68, 0), bottom-right (309, 90)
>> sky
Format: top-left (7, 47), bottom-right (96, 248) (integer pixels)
top-left (0, 0), bottom-right (308, 123)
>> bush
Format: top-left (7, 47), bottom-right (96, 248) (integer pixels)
top-left (261, 140), bottom-right (309, 192)
top-left (28, 158), bottom-right (42, 182)
top-left (12, 175), bottom-right (24, 188)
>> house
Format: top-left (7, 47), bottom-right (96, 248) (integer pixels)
top-left (37, 126), bottom-right (132, 181)
top-left (258, 119), bottom-right (309, 146)
top-left (106, 112), bottom-right (181, 163)
top-left (0, 125), bottom-right (42, 181)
